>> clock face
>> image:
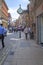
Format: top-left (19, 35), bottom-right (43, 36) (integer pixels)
top-left (17, 6), bottom-right (23, 14)
top-left (17, 9), bottom-right (23, 14)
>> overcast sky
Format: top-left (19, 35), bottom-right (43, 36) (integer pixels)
top-left (5, 0), bottom-right (30, 21)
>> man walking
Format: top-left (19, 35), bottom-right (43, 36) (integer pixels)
top-left (0, 21), bottom-right (6, 48)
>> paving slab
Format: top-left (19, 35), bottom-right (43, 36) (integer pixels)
top-left (2, 32), bottom-right (43, 65)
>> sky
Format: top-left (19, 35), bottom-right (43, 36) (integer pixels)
top-left (5, 0), bottom-right (30, 21)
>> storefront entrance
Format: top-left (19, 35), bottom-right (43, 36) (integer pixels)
top-left (41, 15), bottom-right (43, 44)
top-left (37, 14), bottom-right (43, 44)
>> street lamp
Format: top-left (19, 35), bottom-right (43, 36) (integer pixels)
top-left (17, 4), bottom-right (23, 38)
top-left (17, 4), bottom-right (23, 14)
top-left (17, 4), bottom-right (23, 27)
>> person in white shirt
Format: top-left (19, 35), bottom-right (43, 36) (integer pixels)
top-left (24, 26), bottom-right (28, 39)
top-left (28, 26), bottom-right (34, 39)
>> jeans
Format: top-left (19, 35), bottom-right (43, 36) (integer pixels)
top-left (25, 33), bottom-right (28, 39)
top-left (0, 34), bottom-right (5, 48)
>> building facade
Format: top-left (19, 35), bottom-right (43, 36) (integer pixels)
top-left (18, 10), bottom-right (30, 28)
top-left (29, 0), bottom-right (43, 44)
top-left (35, 0), bottom-right (43, 44)
top-left (29, 0), bottom-right (36, 39)
top-left (8, 13), bottom-right (12, 29)
top-left (0, 0), bottom-right (8, 28)
top-left (0, 0), bottom-right (2, 18)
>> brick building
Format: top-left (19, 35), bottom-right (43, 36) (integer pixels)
top-left (0, 0), bottom-right (8, 28)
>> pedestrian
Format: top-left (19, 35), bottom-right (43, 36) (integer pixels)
top-left (0, 21), bottom-right (6, 48)
top-left (24, 26), bottom-right (28, 39)
top-left (28, 26), bottom-right (34, 39)
top-left (28, 26), bottom-right (32, 39)
top-left (19, 31), bottom-right (21, 38)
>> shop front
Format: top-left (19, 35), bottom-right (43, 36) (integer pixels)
top-left (37, 14), bottom-right (43, 44)
top-left (41, 14), bottom-right (43, 44)
top-left (35, 2), bottom-right (43, 44)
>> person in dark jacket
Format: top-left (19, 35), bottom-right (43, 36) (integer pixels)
top-left (0, 21), bottom-right (6, 48)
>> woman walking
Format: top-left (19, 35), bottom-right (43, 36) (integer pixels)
top-left (24, 26), bottom-right (28, 39)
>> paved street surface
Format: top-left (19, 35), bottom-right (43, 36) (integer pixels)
top-left (0, 31), bottom-right (43, 65)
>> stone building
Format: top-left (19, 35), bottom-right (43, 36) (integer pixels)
top-left (21, 10), bottom-right (29, 27)
top-left (29, 0), bottom-right (36, 39)
top-left (29, 0), bottom-right (43, 44)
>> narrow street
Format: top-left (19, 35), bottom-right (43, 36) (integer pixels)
top-left (1, 32), bottom-right (43, 65)
top-left (0, 0), bottom-right (43, 65)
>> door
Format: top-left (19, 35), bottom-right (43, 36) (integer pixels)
top-left (37, 16), bottom-right (41, 44)
top-left (41, 15), bottom-right (43, 43)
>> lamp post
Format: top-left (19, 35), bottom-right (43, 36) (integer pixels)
top-left (17, 4), bottom-right (23, 14)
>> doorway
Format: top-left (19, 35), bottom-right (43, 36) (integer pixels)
top-left (37, 14), bottom-right (43, 44)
